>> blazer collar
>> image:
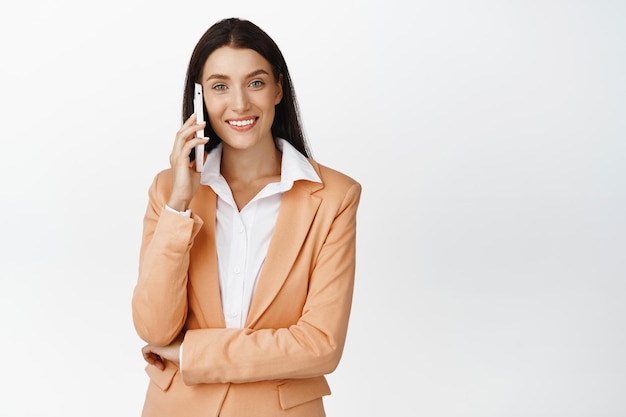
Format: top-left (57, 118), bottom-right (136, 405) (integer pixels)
top-left (246, 175), bottom-right (324, 327)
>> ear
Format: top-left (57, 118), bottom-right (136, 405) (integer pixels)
top-left (274, 74), bottom-right (283, 105)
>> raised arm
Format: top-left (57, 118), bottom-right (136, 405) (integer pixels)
top-left (132, 170), bottom-right (204, 346)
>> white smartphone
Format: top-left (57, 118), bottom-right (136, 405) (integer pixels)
top-left (193, 82), bottom-right (205, 172)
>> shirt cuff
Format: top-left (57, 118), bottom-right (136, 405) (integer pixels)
top-left (179, 341), bottom-right (184, 375)
top-left (164, 204), bottom-right (191, 218)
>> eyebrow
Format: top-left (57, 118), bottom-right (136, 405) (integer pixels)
top-left (205, 69), bottom-right (270, 81)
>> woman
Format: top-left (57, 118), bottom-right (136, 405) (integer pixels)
top-left (132, 17), bottom-right (361, 417)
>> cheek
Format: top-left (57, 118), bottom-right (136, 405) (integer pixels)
top-left (205, 112), bottom-right (227, 139)
top-left (205, 102), bottom-right (223, 127)
top-left (204, 99), bottom-right (218, 116)
top-left (267, 106), bottom-right (276, 123)
top-left (207, 114), bottom-right (224, 134)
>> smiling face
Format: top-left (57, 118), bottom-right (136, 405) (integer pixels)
top-left (201, 46), bottom-right (283, 153)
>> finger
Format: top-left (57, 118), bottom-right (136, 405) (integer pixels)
top-left (181, 136), bottom-right (209, 156)
top-left (178, 121), bottom-right (207, 143)
top-left (143, 351), bottom-right (154, 363)
top-left (154, 357), bottom-right (165, 371)
top-left (142, 351), bottom-right (165, 370)
top-left (183, 112), bottom-right (197, 126)
top-left (172, 121), bottom-right (207, 153)
top-left (171, 136), bottom-right (208, 171)
top-left (183, 112), bottom-right (204, 127)
top-left (142, 346), bottom-right (154, 360)
top-left (180, 113), bottom-right (206, 137)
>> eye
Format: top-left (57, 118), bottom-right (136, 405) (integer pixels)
top-left (249, 80), bottom-right (264, 88)
top-left (212, 83), bottom-right (227, 91)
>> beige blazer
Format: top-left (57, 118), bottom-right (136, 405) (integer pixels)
top-left (132, 159), bottom-right (361, 417)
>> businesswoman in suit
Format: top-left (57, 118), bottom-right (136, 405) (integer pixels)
top-left (132, 17), bottom-right (361, 417)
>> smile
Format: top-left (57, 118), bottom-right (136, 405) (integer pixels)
top-left (228, 118), bottom-right (257, 127)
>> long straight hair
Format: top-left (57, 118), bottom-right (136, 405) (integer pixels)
top-left (182, 18), bottom-right (311, 158)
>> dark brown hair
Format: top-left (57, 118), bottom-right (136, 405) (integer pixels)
top-left (183, 18), bottom-right (310, 157)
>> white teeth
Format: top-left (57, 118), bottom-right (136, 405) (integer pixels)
top-left (229, 119), bottom-right (255, 127)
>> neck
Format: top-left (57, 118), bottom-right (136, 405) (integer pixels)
top-left (220, 138), bottom-right (282, 185)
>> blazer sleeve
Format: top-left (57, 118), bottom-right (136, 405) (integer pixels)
top-left (132, 170), bottom-right (204, 346)
top-left (181, 180), bottom-right (362, 385)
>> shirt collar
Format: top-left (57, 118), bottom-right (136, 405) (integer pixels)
top-left (200, 138), bottom-right (321, 195)
top-left (276, 138), bottom-right (321, 188)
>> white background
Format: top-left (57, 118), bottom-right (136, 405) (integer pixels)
top-left (1, 1), bottom-right (625, 416)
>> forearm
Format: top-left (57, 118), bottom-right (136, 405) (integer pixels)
top-left (181, 316), bottom-right (348, 385)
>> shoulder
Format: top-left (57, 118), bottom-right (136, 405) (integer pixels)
top-left (151, 168), bottom-right (173, 187)
top-left (310, 160), bottom-right (360, 187)
top-left (308, 160), bottom-right (362, 203)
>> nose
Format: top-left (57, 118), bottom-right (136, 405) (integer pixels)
top-left (231, 86), bottom-right (250, 113)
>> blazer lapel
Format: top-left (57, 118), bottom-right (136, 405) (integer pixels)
top-left (245, 178), bottom-right (323, 328)
top-left (188, 184), bottom-right (226, 328)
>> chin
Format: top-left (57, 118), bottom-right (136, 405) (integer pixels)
top-left (221, 138), bottom-right (261, 151)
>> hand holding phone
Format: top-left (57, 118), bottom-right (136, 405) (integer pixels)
top-left (194, 82), bottom-right (205, 172)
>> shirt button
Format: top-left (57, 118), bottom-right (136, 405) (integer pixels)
top-left (234, 266), bottom-right (241, 274)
